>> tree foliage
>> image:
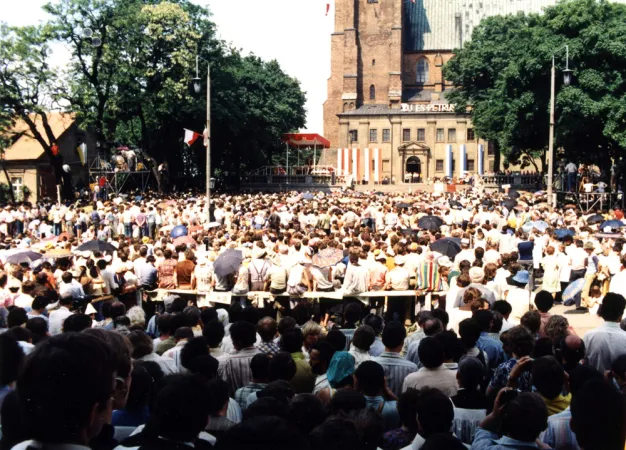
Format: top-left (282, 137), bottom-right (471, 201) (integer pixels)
top-left (0, 23), bottom-right (73, 199)
top-left (444, 0), bottom-right (626, 174)
top-left (1, 0), bottom-right (306, 191)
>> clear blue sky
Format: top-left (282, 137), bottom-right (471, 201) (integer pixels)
top-left (2, 0), bottom-right (333, 133)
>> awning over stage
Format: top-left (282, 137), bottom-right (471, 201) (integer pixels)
top-left (282, 133), bottom-right (330, 148)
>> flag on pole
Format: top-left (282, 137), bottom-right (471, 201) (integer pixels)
top-left (326, 3), bottom-right (330, 15)
top-left (184, 129), bottom-right (202, 146)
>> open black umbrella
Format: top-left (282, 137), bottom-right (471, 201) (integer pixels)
top-left (502, 199), bottom-right (517, 210)
top-left (430, 238), bottom-right (461, 259)
top-left (482, 199), bottom-right (494, 206)
top-left (508, 190), bottom-right (521, 199)
top-left (75, 240), bottom-right (117, 253)
top-left (586, 214), bottom-right (604, 224)
top-left (213, 249), bottom-right (243, 277)
top-left (418, 215), bottom-right (443, 231)
top-left (396, 202), bottom-right (413, 209)
top-left (449, 200), bottom-right (463, 209)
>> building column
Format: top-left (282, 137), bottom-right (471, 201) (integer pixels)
top-left (339, 119), bottom-right (349, 149)
top-left (426, 119), bottom-right (436, 180)
top-left (478, 144), bottom-right (484, 175)
top-left (374, 148), bottom-right (380, 184)
top-left (364, 147), bottom-right (370, 182)
top-left (390, 117), bottom-right (402, 182)
top-left (456, 119), bottom-right (467, 178)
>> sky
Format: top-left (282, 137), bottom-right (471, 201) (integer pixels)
top-left (2, 0), bottom-right (333, 133)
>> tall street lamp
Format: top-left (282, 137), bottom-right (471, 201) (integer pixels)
top-left (547, 45), bottom-right (572, 207)
top-left (192, 55), bottom-right (212, 222)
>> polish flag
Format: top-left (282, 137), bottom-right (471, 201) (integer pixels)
top-left (184, 129), bottom-right (202, 146)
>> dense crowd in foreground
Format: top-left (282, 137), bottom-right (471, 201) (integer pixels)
top-left (0, 187), bottom-right (625, 449)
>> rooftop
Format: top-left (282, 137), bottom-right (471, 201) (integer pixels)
top-left (2, 112), bottom-right (74, 161)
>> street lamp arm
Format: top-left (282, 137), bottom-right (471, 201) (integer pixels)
top-left (551, 44), bottom-right (569, 59)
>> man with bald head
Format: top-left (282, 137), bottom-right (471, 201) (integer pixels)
top-left (557, 334), bottom-right (585, 374)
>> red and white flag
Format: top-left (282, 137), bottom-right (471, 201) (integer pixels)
top-left (326, 3), bottom-right (330, 15)
top-left (184, 129), bottom-right (202, 146)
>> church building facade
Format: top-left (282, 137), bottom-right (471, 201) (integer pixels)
top-left (323, 0), bottom-right (562, 183)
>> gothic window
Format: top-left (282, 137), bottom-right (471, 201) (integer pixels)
top-left (369, 85), bottom-right (376, 100)
top-left (416, 58), bottom-right (429, 84)
top-left (343, 102), bottom-right (348, 112)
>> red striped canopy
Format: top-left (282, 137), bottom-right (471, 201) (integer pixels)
top-left (282, 133), bottom-right (330, 148)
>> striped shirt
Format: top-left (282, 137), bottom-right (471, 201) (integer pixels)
top-left (219, 347), bottom-right (261, 394)
top-left (371, 352), bottom-right (417, 397)
top-left (234, 382), bottom-right (267, 411)
top-left (540, 407), bottom-right (578, 450)
top-left (314, 374), bottom-right (330, 394)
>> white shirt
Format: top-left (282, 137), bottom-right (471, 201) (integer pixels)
top-left (609, 270), bottom-right (626, 298)
top-left (583, 322), bottom-right (626, 373)
top-left (49, 306), bottom-right (73, 335)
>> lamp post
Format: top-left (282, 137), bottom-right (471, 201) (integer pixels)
top-left (192, 55), bottom-right (211, 222)
top-left (547, 45), bottom-right (572, 207)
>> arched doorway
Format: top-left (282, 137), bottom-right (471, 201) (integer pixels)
top-left (406, 156), bottom-right (421, 183)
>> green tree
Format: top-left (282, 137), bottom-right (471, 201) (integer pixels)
top-left (444, 0), bottom-right (626, 176)
top-left (0, 24), bottom-right (71, 199)
top-left (44, 0), bottom-right (306, 187)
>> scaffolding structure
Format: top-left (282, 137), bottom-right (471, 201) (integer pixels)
top-left (89, 154), bottom-right (154, 196)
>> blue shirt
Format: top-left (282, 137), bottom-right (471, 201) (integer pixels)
top-left (139, 263), bottom-right (158, 287)
top-left (477, 333), bottom-right (507, 370)
top-left (369, 337), bottom-right (385, 357)
top-left (489, 358), bottom-right (533, 393)
top-left (364, 395), bottom-right (401, 432)
top-left (471, 427), bottom-right (539, 449)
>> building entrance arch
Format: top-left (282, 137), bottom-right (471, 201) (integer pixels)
top-left (406, 156), bottom-right (421, 174)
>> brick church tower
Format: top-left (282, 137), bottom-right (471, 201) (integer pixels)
top-left (323, 0), bottom-right (403, 151)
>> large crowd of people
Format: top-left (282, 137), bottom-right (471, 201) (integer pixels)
top-left (0, 186), bottom-right (626, 449)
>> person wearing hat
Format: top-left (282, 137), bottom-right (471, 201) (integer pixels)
top-left (505, 270), bottom-right (535, 322)
top-left (249, 247), bottom-right (271, 292)
top-left (580, 241), bottom-right (601, 310)
top-left (385, 254), bottom-right (412, 323)
top-left (369, 250), bottom-right (389, 292)
top-left (453, 267), bottom-right (496, 309)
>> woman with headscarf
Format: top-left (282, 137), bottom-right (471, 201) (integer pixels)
top-left (316, 351), bottom-right (355, 405)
